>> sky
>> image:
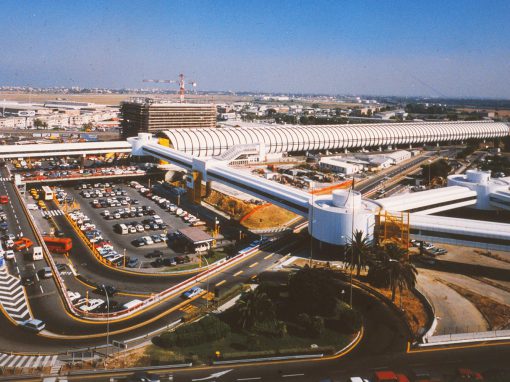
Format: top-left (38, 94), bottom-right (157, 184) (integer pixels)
top-left (1, 0), bottom-right (510, 98)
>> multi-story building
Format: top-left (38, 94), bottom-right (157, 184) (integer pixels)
top-left (121, 98), bottom-right (217, 137)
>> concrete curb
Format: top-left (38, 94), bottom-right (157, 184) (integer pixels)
top-left (212, 353), bottom-right (323, 365)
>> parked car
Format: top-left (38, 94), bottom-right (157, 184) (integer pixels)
top-left (126, 258), bottom-right (140, 268)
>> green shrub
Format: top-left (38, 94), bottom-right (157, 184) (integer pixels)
top-left (309, 316), bottom-right (325, 337)
top-left (326, 307), bottom-right (362, 333)
top-left (253, 319), bottom-right (287, 338)
top-left (154, 315), bottom-right (231, 349)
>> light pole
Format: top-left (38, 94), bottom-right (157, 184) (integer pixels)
top-left (427, 159), bottom-right (432, 187)
top-left (201, 253), bottom-right (210, 308)
top-left (103, 284), bottom-right (110, 369)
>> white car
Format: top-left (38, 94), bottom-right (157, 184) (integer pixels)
top-left (4, 250), bottom-right (15, 260)
top-left (67, 291), bottom-right (81, 303)
top-left (78, 299), bottom-right (105, 312)
top-left (182, 287), bottom-right (204, 299)
top-left (142, 236), bottom-right (154, 245)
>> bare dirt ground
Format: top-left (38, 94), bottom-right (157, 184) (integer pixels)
top-left (443, 282), bottom-right (510, 330)
top-left (204, 189), bottom-right (298, 229)
top-left (241, 204), bottom-right (298, 229)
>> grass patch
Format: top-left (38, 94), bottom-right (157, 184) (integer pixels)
top-left (152, 328), bottom-right (349, 364)
top-left (162, 263), bottom-right (199, 272)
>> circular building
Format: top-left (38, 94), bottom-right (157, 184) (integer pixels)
top-left (308, 189), bottom-right (380, 246)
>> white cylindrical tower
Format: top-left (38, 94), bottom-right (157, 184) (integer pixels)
top-left (308, 189), bottom-right (379, 246)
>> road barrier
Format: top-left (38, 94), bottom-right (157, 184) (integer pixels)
top-left (12, 183), bottom-right (79, 319)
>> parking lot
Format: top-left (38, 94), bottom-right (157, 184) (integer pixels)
top-left (65, 180), bottom-right (210, 269)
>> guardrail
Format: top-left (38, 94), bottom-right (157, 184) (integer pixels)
top-left (64, 212), bottom-right (117, 268)
top-left (18, 184), bottom-right (274, 322)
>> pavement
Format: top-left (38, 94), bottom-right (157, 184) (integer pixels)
top-left (417, 270), bottom-right (489, 335)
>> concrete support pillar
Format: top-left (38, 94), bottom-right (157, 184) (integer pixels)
top-left (80, 154), bottom-right (86, 168)
top-left (205, 181), bottom-right (212, 198)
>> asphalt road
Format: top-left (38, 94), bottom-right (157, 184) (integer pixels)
top-left (0, 172), bottom-right (297, 352)
top-left (28, 339), bottom-right (510, 382)
top-left (355, 152), bottom-right (434, 195)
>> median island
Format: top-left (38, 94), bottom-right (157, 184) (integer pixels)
top-left (147, 267), bottom-right (361, 365)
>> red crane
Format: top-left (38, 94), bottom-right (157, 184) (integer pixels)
top-left (143, 73), bottom-right (197, 103)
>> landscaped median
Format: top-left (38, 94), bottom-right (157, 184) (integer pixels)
top-left (146, 267), bottom-right (363, 365)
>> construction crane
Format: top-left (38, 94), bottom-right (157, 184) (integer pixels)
top-left (143, 73), bottom-right (197, 103)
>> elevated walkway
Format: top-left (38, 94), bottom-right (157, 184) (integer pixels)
top-left (409, 214), bottom-right (510, 251)
top-left (377, 186), bottom-right (477, 215)
top-left (0, 141), bottom-right (131, 159)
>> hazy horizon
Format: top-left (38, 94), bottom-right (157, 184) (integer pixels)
top-left (1, 0), bottom-right (509, 98)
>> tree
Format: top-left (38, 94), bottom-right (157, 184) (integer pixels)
top-left (236, 288), bottom-right (275, 329)
top-left (421, 159), bottom-right (452, 184)
top-left (82, 122), bottom-right (94, 131)
top-left (384, 244), bottom-right (418, 302)
top-left (288, 266), bottom-right (343, 316)
top-left (344, 230), bottom-right (373, 277)
top-left (33, 118), bottom-right (48, 129)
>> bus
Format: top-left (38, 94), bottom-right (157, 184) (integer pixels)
top-left (41, 186), bottom-right (54, 201)
top-left (42, 237), bottom-right (72, 254)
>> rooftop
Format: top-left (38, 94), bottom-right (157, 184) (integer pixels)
top-left (178, 227), bottom-right (214, 244)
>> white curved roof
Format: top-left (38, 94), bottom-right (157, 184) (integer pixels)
top-left (0, 141), bottom-right (132, 158)
top-left (156, 121), bottom-right (509, 157)
top-left (377, 186), bottom-right (477, 213)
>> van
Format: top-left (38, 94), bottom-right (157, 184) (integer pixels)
top-left (115, 224), bottom-right (128, 235)
top-left (32, 246), bottom-right (44, 261)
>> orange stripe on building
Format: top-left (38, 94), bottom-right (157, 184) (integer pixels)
top-left (239, 203), bottom-right (271, 223)
top-left (310, 179), bottom-right (353, 195)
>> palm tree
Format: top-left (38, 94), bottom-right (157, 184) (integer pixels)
top-left (236, 288), bottom-right (275, 329)
top-left (384, 244), bottom-right (418, 302)
top-left (345, 230), bottom-right (373, 277)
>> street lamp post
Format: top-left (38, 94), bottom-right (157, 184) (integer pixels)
top-left (201, 254), bottom-right (210, 308)
top-left (103, 284), bottom-right (110, 369)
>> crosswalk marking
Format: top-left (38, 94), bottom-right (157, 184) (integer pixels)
top-left (180, 304), bottom-right (198, 314)
top-left (0, 353), bottom-right (60, 370)
top-left (41, 209), bottom-right (64, 217)
top-left (0, 268), bottom-right (31, 323)
top-left (0, 177), bottom-right (11, 182)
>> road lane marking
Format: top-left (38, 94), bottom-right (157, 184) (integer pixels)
top-left (233, 270), bottom-right (243, 277)
top-left (263, 254), bottom-right (273, 260)
top-left (215, 279), bottom-right (226, 287)
top-left (237, 378), bottom-right (262, 381)
top-left (282, 374), bottom-right (304, 378)
top-left (39, 285), bottom-right (44, 294)
top-left (249, 262), bottom-right (258, 268)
